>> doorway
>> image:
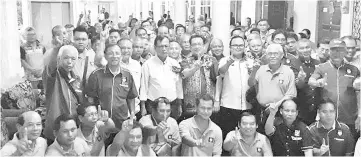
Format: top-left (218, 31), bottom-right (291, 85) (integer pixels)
top-left (267, 1), bottom-right (287, 29)
top-left (317, 0), bottom-right (341, 42)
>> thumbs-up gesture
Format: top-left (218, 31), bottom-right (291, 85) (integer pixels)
top-left (232, 127), bottom-right (241, 144)
top-left (297, 66), bottom-right (307, 81)
top-left (319, 138), bottom-right (329, 155)
top-left (98, 105), bottom-right (109, 123)
top-left (15, 127), bottom-right (33, 154)
top-left (157, 114), bottom-right (168, 133)
top-left (317, 73), bottom-right (328, 87)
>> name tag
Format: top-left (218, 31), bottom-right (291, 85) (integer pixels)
top-left (120, 76), bottom-right (129, 87)
top-left (208, 137), bottom-right (215, 143)
top-left (334, 138), bottom-right (345, 141)
top-left (344, 74), bottom-right (355, 78)
top-left (291, 136), bottom-right (302, 141)
top-left (257, 147), bottom-right (263, 153)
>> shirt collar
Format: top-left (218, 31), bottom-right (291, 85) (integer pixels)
top-left (155, 55), bottom-right (168, 64)
top-left (328, 60), bottom-right (345, 69)
top-left (52, 138), bottom-right (75, 155)
top-left (78, 126), bottom-right (98, 143)
top-left (266, 64), bottom-right (284, 74)
top-left (316, 120), bottom-right (341, 130)
top-left (103, 65), bottom-right (123, 76)
top-left (190, 116), bottom-right (215, 132)
top-left (239, 132), bottom-right (261, 144)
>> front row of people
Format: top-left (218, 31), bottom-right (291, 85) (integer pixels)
top-left (1, 94), bottom-right (361, 156)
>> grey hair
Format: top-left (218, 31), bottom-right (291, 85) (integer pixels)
top-left (57, 45), bottom-right (78, 62)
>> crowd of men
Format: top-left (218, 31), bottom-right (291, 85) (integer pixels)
top-left (1, 11), bottom-right (361, 156)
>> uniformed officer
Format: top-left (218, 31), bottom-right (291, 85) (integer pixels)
top-left (265, 99), bottom-right (313, 156)
top-left (309, 102), bottom-right (355, 156)
top-left (295, 39), bottom-right (322, 125)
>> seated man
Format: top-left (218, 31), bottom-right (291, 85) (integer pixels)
top-left (139, 97), bottom-right (181, 156)
top-left (77, 104), bottom-right (117, 156)
top-left (265, 99), bottom-right (313, 156)
top-left (223, 112), bottom-right (272, 156)
top-left (309, 102), bottom-right (355, 156)
top-left (179, 94), bottom-right (222, 156)
top-left (107, 119), bottom-right (156, 156)
top-left (45, 114), bottom-right (90, 156)
top-left (1, 111), bottom-right (47, 156)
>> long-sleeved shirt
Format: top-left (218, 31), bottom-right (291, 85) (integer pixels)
top-left (140, 56), bottom-right (183, 101)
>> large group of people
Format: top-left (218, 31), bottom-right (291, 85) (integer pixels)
top-left (1, 10), bottom-right (361, 157)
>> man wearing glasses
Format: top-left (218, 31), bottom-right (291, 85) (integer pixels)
top-left (139, 97), bottom-right (181, 156)
top-left (249, 44), bottom-right (297, 133)
top-left (140, 36), bottom-right (183, 120)
top-left (216, 36), bottom-right (256, 143)
top-left (342, 36), bottom-right (360, 71)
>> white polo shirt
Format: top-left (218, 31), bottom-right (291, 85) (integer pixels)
top-left (73, 48), bottom-right (97, 80)
top-left (0, 133), bottom-right (47, 156)
top-left (45, 137), bottom-right (90, 156)
top-left (218, 56), bottom-right (253, 110)
top-left (77, 121), bottom-right (106, 156)
top-left (179, 116), bottom-right (223, 156)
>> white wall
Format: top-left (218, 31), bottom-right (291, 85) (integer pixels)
top-left (293, 0), bottom-right (318, 42)
top-left (241, 0), bottom-right (257, 25)
top-left (340, 0), bottom-right (354, 37)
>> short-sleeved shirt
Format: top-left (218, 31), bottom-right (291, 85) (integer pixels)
top-left (77, 121), bottom-right (106, 156)
top-left (73, 48), bottom-right (97, 80)
top-left (85, 66), bottom-right (138, 129)
top-left (179, 116), bottom-right (223, 156)
top-left (310, 61), bottom-right (360, 124)
top-left (255, 64), bottom-right (297, 106)
top-left (0, 133), bottom-right (47, 156)
top-left (20, 43), bottom-right (46, 81)
top-left (116, 144), bottom-right (156, 156)
top-left (45, 137), bottom-right (90, 156)
top-left (269, 118), bottom-right (313, 156)
top-left (309, 121), bottom-right (355, 156)
top-left (224, 131), bottom-right (273, 156)
top-left (261, 53), bottom-right (302, 78)
top-left (139, 115), bottom-right (181, 146)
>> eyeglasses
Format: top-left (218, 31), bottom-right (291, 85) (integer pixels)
top-left (231, 45), bottom-right (244, 48)
top-left (156, 45), bottom-right (169, 49)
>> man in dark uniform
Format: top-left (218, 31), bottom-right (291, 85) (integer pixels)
top-left (265, 99), bottom-right (313, 156)
top-left (295, 39), bottom-right (322, 125)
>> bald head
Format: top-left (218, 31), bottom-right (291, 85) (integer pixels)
top-left (17, 111), bottom-right (42, 140)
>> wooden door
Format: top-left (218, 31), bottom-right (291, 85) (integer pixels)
top-left (317, 0), bottom-right (341, 43)
top-left (268, 1), bottom-right (287, 29)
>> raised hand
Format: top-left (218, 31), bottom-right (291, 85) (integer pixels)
top-left (98, 105), bottom-right (109, 122)
top-left (232, 127), bottom-right (241, 144)
top-left (79, 13), bottom-right (84, 19)
top-left (226, 56), bottom-right (235, 65)
top-left (319, 138), bottom-right (329, 155)
top-left (317, 73), bottom-right (328, 87)
top-left (213, 101), bottom-right (220, 113)
top-left (16, 127), bottom-right (33, 154)
top-left (297, 66), bottom-right (307, 81)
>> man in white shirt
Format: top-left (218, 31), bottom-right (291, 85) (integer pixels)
top-left (1, 111), bottom-right (47, 156)
top-left (139, 97), bottom-right (181, 156)
top-left (217, 36), bottom-right (255, 142)
top-left (46, 114), bottom-right (90, 156)
top-left (118, 38), bottom-right (142, 116)
top-left (140, 35), bottom-right (183, 120)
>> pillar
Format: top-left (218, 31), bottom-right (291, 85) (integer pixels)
top-left (340, 0), bottom-right (354, 37)
top-left (241, 0), bottom-right (257, 25)
top-left (21, 0), bottom-right (30, 27)
top-left (0, 0), bottom-right (25, 89)
top-left (212, 0), bottom-right (231, 56)
top-left (141, 0), bottom-right (149, 20)
top-left (153, 0), bottom-right (162, 23)
top-left (194, 0), bottom-right (201, 21)
top-left (293, 0), bottom-right (318, 42)
top-left (174, 0), bottom-right (186, 25)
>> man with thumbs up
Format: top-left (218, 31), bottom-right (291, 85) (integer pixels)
top-left (309, 102), bottom-right (355, 156)
top-left (309, 38), bottom-right (360, 139)
top-left (139, 97), bottom-right (181, 156)
top-left (295, 39), bottom-right (322, 125)
top-left (223, 112), bottom-right (272, 156)
top-left (179, 94), bottom-right (223, 156)
top-left (1, 111), bottom-right (47, 156)
top-left (76, 104), bottom-right (116, 156)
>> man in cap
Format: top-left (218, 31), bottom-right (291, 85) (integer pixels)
top-left (309, 38), bottom-right (360, 139)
